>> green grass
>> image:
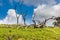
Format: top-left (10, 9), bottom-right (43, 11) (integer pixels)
top-left (0, 27), bottom-right (60, 40)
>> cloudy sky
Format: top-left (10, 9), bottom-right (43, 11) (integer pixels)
top-left (0, 0), bottom-right (60, 26)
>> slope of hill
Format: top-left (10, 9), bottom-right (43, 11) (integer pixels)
top-left (0, 27), bottom-right (60, 40)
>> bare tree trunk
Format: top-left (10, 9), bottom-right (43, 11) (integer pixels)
top-left (32, 19), bottom-right (37, 28)
top-left (32, 13), bottom-right (37, 28)
top-left (23, 13), bottom-right (27, 27)
top-left (16, 17), bottom-right (19, 27)
top-left (23, 16), bottom-right (26, 27)
top-left (24, 18), bottom-right (26, 25)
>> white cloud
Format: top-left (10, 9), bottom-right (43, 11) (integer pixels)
top-left (9, 0), bottom-right (57, 7)
top-left (34, 4), bottom-right (60, 26)
top-left (0, 9), bottom-right (23, 24)
top-left (23, 0), bottom-right (56, 6)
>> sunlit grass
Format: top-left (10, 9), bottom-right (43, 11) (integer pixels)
top-left (0, 27), bottom-right (60, 40)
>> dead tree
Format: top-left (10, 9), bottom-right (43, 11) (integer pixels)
top-left (19, 0), bottom-right (27, 26)
top-left (14, 0), bottom-right (27, 27)
top-left (32, 13), bottom-right (38, 28)
top-left (32, 17), bottom-right (37, 28)
top-left (22, 13), bottom-right (27, 26)
top-left (14, 4), bottom-right (20, 27)
top-left (38, 16), bottom-right (54, 28)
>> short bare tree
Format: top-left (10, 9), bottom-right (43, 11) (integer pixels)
top-left (32, 13), bottom-right (37, 28)
top-left (38, 16), bottom-right (54, 28)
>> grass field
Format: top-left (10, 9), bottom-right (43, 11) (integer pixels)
top-left (0, 27), bottom-right (60, 40)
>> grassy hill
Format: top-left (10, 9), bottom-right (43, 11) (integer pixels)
top-left (0, 27), bottom-right (60, 40)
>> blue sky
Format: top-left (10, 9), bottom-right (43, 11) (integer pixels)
top-left (0, 0), bottom-right (34, 25)
top-left (0, 0), bottom-right (60, 26)
top-left (0, 0), bottom-right (34, 19)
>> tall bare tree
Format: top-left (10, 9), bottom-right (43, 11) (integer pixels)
top-left (19, 0), bottom-right (26, 26)
top-left (14, 0), bottom-right (27, 27)
top-left (14, 0), bottom-right (24, 26)
top-left (22, 13), bottom-right (27, 26)
top-left (14, 4), bottom-right (20, 27)
top-left (19, 0), bottom-right (28, 26)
